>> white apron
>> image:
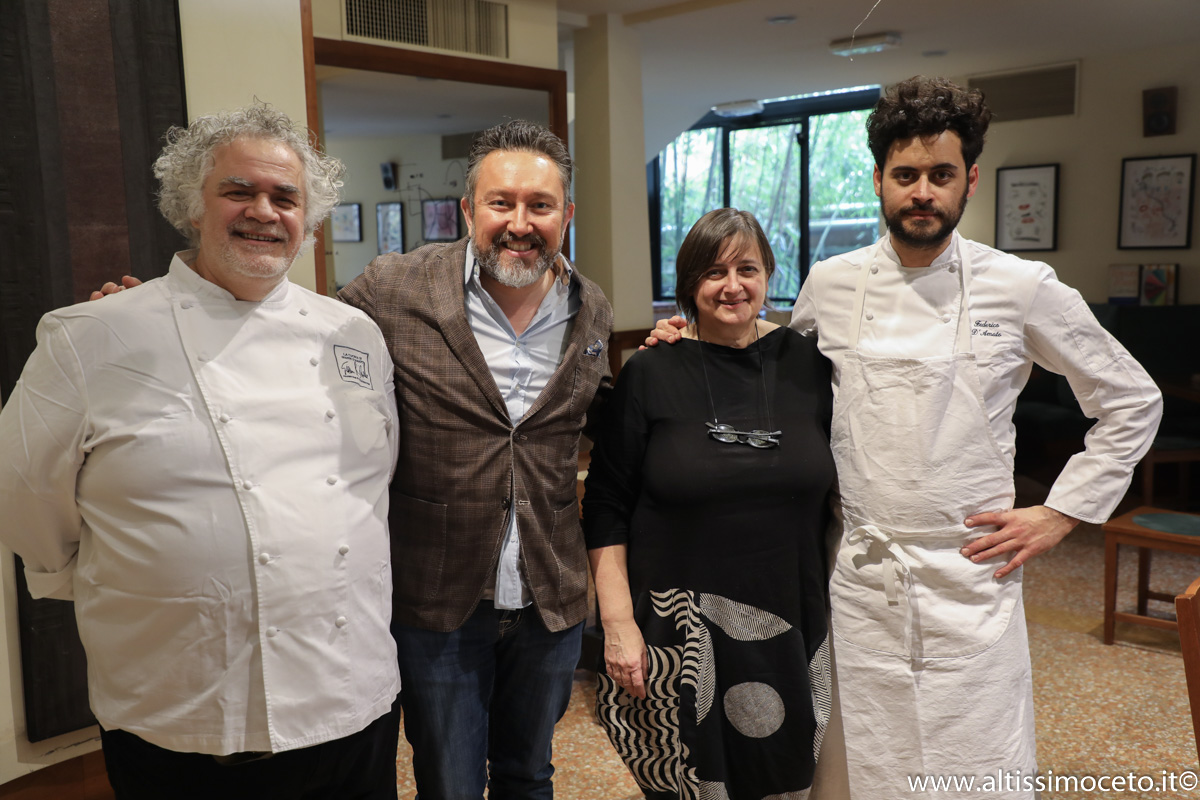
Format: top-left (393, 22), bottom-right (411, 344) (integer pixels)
top-left (828, 240), bottom-right (1037, 799)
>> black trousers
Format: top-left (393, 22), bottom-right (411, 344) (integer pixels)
top-left (100, 699), bottom-right (400, 800)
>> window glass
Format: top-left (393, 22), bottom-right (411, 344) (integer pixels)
top-left (658, 128), bottom-right (723, 298)
top-left (808, 108), bottom-right (879, 269)
top-left (651, 87), bottom-right (879, 304)
top-left (730, 124), bottom-right (802, 302)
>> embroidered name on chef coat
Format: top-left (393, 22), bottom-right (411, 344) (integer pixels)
top-left (334, 345), bottom-right (373, 389)
top-left (971, 319), bottom-right (1004, 338)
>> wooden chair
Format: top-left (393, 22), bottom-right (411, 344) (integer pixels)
top-left (607, 328), bottom-right (652, 379)
top-left (1142, 436), bottom-right (1200, 507)
top-left (1102, 506), bottom-right (1200, 644)
top-left (1174, 575), bottom-right (1200, 762)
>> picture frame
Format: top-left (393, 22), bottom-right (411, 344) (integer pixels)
top-left (1118, 154), bottom-right (1195, 249)
top-left (1139, 263), bottom-right (1179, 305)
top-left (331, 203), bottom-right (362, 243)
top-left (376, 202), bottom-right (405, 254)
top-left (995, 164), bottom-right (1058, 251)
top-left (422, 198), bottom-right (461, 242)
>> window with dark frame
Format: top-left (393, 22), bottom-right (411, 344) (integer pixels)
top-left (650, 86), bottom-right (882, 306)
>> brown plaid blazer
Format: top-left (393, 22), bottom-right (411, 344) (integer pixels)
top-left (339, 238), bottom-right (613, 633)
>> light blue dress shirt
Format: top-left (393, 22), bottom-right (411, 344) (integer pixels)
top-left (463, 245), bottom-right (580, 609)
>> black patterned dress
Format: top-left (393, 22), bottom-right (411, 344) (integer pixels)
top-left (583, 327), bottom-right (836, 800)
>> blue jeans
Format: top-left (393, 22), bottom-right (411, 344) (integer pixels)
top-left (393, 602), bottom-right (583, 800)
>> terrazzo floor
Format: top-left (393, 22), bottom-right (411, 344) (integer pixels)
top-left (393, 477), bottom-right (1200, 799)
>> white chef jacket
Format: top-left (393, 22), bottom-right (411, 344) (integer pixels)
top-left (791, 231), bottom-right (1162, 524)
top-left (0, 252), bottom-right (400, 755)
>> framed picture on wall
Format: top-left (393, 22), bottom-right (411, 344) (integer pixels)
top-left (1118, 154), bottom-right (1195, 249)
top-left (422, 198), bottom-right (461, 242)
top-left (331, 203), bottom-right (362, 243)
top-left (376, 202), bottom-right (405, 254)
top-left (995, 164), bottom-right (1058, 251)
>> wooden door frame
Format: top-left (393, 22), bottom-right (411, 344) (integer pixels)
top-left (299, 0), bottom-right (569, 294)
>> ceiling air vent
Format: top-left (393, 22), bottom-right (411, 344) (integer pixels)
top-left (344, 0), bottom-right (508, 59)
top-left (967, 63), bottom-right (1078, 122)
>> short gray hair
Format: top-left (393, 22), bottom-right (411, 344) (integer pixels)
top-left (464, 119), bottom-right (573, 212)
top-left (154, 103), bottom-right (345, 246)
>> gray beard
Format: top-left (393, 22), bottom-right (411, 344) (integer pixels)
top-left (472, 240), bottom-right (560, 289)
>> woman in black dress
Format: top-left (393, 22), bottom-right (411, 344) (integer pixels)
top-left (583, 208), bottom-right (836, 800)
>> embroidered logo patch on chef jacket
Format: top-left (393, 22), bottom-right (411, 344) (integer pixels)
top-left (334, 345), bottom-right (373, 389)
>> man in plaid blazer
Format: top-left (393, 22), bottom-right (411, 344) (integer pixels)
top-left (340, 120), bottom-right (613, 799)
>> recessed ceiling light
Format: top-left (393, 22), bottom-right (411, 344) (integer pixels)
top-left (767, 15), bottom-right (797, 25)
top-left (829, 31), bottom-right (901, 57)
top-left (711, 99), bottom-right (764, 118)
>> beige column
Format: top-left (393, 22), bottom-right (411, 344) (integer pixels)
top-left (572, 14), bottom-right (654, 332)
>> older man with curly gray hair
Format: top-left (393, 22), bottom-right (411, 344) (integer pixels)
top-left (0, 103), bottom-right (402, 799)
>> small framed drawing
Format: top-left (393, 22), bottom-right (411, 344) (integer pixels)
top-left (422, 198), bottom-right (461, 242)
top-left (331, 203), bottom-right (362, 243)
top-left (1118, 154), bottom-right (1195, 249)
top-left (376, 202), bottom-right (405, 254)
top-left (995, 164), bottom-right (1058, 251)
top-left (1140, 263), bottom-right (1179, 305)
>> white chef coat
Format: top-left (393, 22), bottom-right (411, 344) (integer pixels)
top-left (791, 231), bottom-right (1162, 524)
top-left (0, 252), bottom-right (400, 755)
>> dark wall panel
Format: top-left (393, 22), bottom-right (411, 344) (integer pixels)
top-left (0, 0), bottom-right (186, 742)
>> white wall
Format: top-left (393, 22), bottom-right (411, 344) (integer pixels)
top-left (959, 41), bottom-right (1200, 303)
top-left (324, 134), bottom-right (469, 288)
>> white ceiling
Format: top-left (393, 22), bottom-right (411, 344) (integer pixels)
top-left (318, 0), bottom-right (1200, 159)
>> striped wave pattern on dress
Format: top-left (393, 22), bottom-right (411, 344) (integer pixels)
top-left (807, 635), bottom-right (832, 762)
top-left (597, 644), bottom-right (699, 797)
top-left (601, 589), bottom-right (817, 799)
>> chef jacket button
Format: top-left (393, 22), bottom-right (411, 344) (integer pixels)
top-left (266, 627), bottom-right (278, 638)
top-left (948, 266), bottom-right (958, 273)
top-left (258, 553), bottom-right (270, 565)
top-left (326, 475), bottom-right (338, 485)
top-left (299, 308), bottom-right (309, 316)
top-left (865, 312), bottom-right (874, 321)
top-left (310, 357), bottom-right (319, 366)
top-left (338, 545), bottom-right (350, 555)
top-left (870, 266), bottom-right (879, 274)
top-left (335, 616), bottom-right (348, 628)
top-left (942, 314), bottom-right (952, 323)
top-left (219, 414), bottom-right (231, 423)
top-left (325, 409), bottom-right (336, 419)
top-left (242, 480), bottom-right (253, 490)
top-left (180, 301), bottom-right (193, 310)
top-left (197, 355), bottom-right (209, 362)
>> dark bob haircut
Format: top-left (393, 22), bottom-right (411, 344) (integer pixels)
top-left (867, 76), bottom-right (992, 170)
top-left (675, 207), bottom-right (775, 322)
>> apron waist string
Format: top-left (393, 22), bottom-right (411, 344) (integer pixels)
top-left (846, 524), bottom-right (911, 604)
top-left (846, 524), bottom-right (916, 656)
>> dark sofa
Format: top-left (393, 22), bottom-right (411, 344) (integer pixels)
top-left (1012, 304), bottom-right (1200, 495)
